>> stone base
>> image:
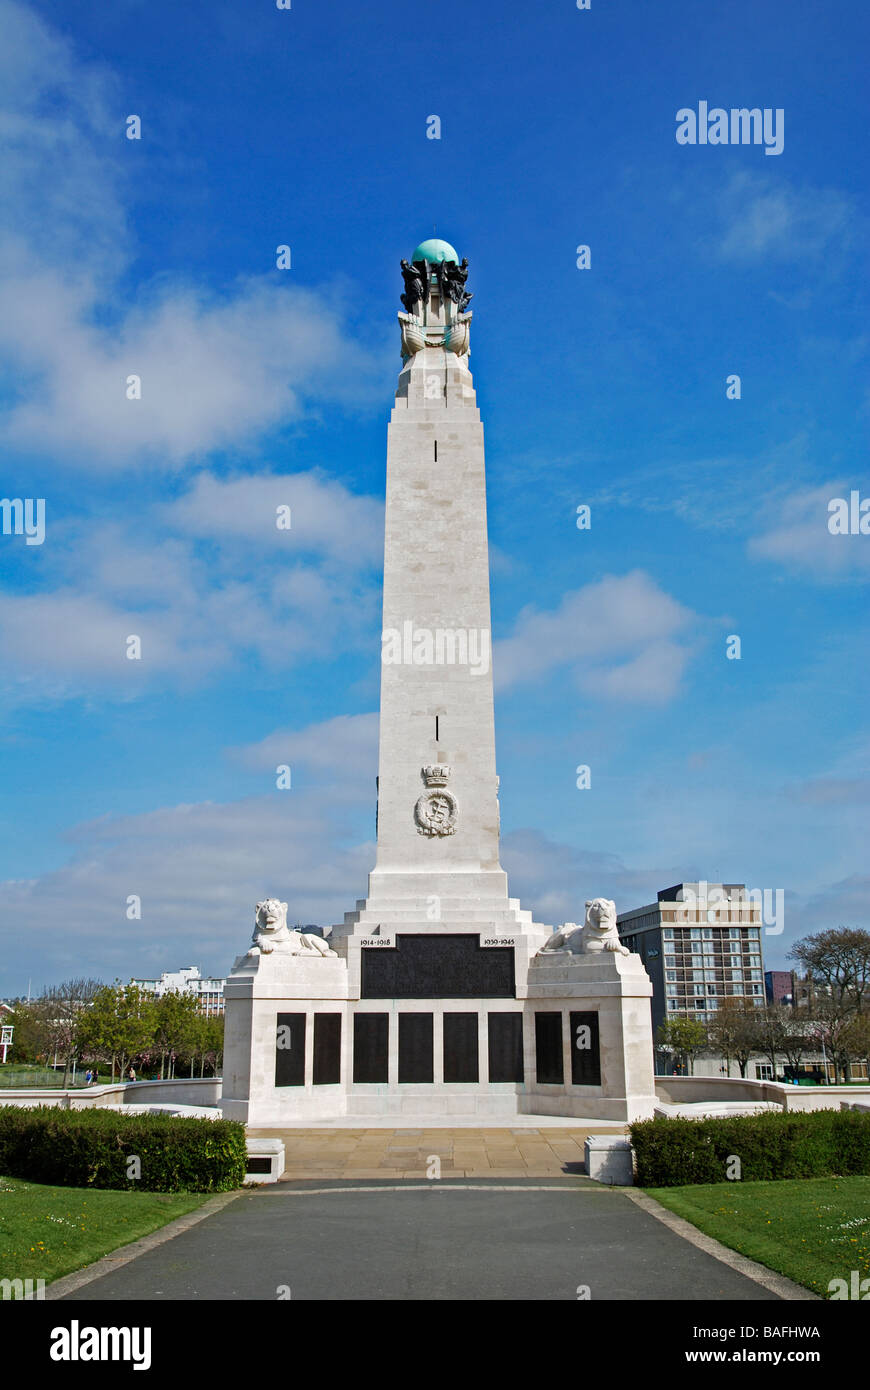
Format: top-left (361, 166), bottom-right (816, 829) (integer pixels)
top-left (524, 949), bottom-right (657, 1123)
top-left (220, 936), bottom-right (657, 1128)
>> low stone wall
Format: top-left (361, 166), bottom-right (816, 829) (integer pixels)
top-left (654, 1075), bottom-right (782, 1105)
top-left (0, 1078), bottom-right (222, 1110)
top-left (655, 1074), bottom-right (870, 1114)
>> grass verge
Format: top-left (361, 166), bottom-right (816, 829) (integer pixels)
top-left (643, 1176), bottom-right (870, 1298)
top-left (0, 1175), bottom-right (210, 1291)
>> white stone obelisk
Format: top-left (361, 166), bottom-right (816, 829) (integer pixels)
top-left (333, 239), bottom-right (542, 943)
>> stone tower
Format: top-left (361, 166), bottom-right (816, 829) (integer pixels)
top-left (333, 239), bottom-right (547, 953)
top-left (221, 240), bottom-right (656, 1126)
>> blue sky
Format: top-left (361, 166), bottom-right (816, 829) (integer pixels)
top-left (0, 0), bottom-right (867, 990)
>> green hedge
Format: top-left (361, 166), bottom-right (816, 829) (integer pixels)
top-left (0, 1106), bottom-right (247, 1192)
top-left (631, 1110), bottom-right (870, 1187)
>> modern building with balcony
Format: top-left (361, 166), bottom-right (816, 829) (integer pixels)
top-left (617, 882), bottom-right (766, 1038)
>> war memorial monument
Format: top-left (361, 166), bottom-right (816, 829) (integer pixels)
top-left (221, 240), bottom-right (657, 1128)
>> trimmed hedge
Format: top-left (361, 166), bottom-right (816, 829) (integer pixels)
top-left (0, 1106), bottom-right (247, 1192)
top-left (630, 1109), bottom-right (870, 1187)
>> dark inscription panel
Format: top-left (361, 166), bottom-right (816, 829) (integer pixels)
top-left (313, 1013), bottom-right (342, 1086)
top-left (487, 1012), bottom-right (524, 1083)
top-left (353, 1013), bottom-right (389, 1083)
top-left (398, 1013), bottom-right (434, 1083)
top-left (275, 1012), bottom-right (306, 1088)
top-left (362, 934), bottom-right (515, 999)
top-left (570, 1010), bottom-right (601, 1085)
top-left (443, 1012), bottom-right (479, 1082)
top-left (535, 1012), bottom-right (564, 1085)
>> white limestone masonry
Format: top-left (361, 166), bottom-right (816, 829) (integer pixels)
top-left (219, 242), bottom-right (657, 1127)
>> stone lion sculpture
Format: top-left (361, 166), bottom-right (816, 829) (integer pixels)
top-left (539, 898), bottom-right (629, 956)
top-left (248, 899), bottom-right (337, 957)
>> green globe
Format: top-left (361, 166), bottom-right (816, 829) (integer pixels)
top-left (412, 238), bottom-right (459, 265)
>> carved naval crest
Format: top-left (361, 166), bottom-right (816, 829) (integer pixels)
top-left (415, 765), bottom-right (457, 836)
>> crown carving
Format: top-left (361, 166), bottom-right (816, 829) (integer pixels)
top-left (422, 764), bottom-right (451, 787)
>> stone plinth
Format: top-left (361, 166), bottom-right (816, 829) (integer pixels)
top-left (522, 950), bottom-right (657, 1122)
top-left (222, 952), bottom-right (350, 1125)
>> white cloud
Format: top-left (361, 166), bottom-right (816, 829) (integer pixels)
top-left (0, 472), bottom-right (382, 704)
top-left (229, 712), bottom-right (378, 793)
top-left (715, 171), bottom-right (854, 263)
top-left (0, 275), bottom-right (389, 466)
top-left (500, 829), bottom-right (681, 928)
top-left (164, 471), bottom-right (383, 569)
top-left (0, 1), bottom-right (390, 468)
top-left (0, 711), bottom-right (379, 986)
top-left (494, 570), bottom-right (699, 702)
top-left (749, 482), bottom-right (870, 578)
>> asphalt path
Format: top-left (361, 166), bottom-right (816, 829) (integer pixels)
top-left (62, 1180), bottom-right (785, 1302)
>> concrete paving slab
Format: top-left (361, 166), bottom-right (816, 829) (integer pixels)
top-left (60, 1181), bottom-right (795, 1302)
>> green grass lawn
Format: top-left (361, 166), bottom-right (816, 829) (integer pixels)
top-left (644, 1176), bottom-right (870, 1298)
top-left (0, 1066), bottom-right (89, 1089)
top-left (0, 1176), bottom-right (211, 1292)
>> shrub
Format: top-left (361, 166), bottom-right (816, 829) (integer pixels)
top-left (631, 1109), bottom-right (870, 1187)
top-left (0, 1106), bottom-right (246, 1192)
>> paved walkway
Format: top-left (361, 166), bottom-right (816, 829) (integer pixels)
top-left (58, 1181), bottom-right (793, 1302)
top-left (247, 1126), bottom-right (618, 1178)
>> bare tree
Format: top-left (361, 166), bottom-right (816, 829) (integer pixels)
top-left (41, 978), bottom-right (103, 1087)
top-left (790, 928), bottom-right (870, 1012)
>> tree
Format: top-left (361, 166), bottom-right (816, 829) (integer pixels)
top-left (657, 1017), bottom-right (707, 1075)
top-left (40, 979), bottom-right (103, 1086)
top-left (754, 1003), bottom-right (808, 1079)
top-left (76, 982), bottom-right (154, 1082)
top-left (837, 1012), bottom-right (870, 1082)
top-left (200, 1014), bottom-right (224, 1077)
top-left (3, 1001), bottom-right (51, 1064)
top-left (806, 1001), bottom-right (856, 1084)
top-left (153, 991), bottom-right (200, 1079)
top-left (705, 998), bottom-right (748, 1076)
top-left (725, 1005), bottom-right (764, 1079)
top-left (790, 928), bottom-right (870, 1012)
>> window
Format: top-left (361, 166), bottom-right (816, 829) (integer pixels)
top-left (730, 955), bottom-right (742, 968)
top-left (692, 970), bottom-right (705, 982)
top-left (695, 997), bottom-right (705, 1009)
top-left (750, 970), bottom-right (762, 981)
top-left (755, 1063), bottom-right (774, 1081)
top-left (749, 955), bottom-right (761, 967)
top-left (666, 971), bottom-right (677, 982)
top-left (706, 983), bottom-right (718, 995)
top-left (751, 984), bottom-right (762, 995)
top-left (729, 928), bottom-right (741, 939)
top-left (664, 941), bottom-right (676, 955)
top-left (667, 1000), bottom-right (679, 1011)
top-left (666, 986), bottom-right (677, 996)
top-left (747, 928), bottom-right (760, 939)
top-left (731, 970), bottom-right (743, 982)
top-left (691, 954), bottom-right (703, 968)
top-left (704, 970), bottom-right (718, 981)
top-left (663, 928), bottom-right (673, 940)
top-left (702, 927), bottom-right (713, 939)
top-left (690, 928), bottom-right (701, 939)
top-left (702, 940), bottom-right (715, 954)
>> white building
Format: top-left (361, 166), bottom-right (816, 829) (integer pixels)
top-left (132, 967), bottom-right (225, 1017)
